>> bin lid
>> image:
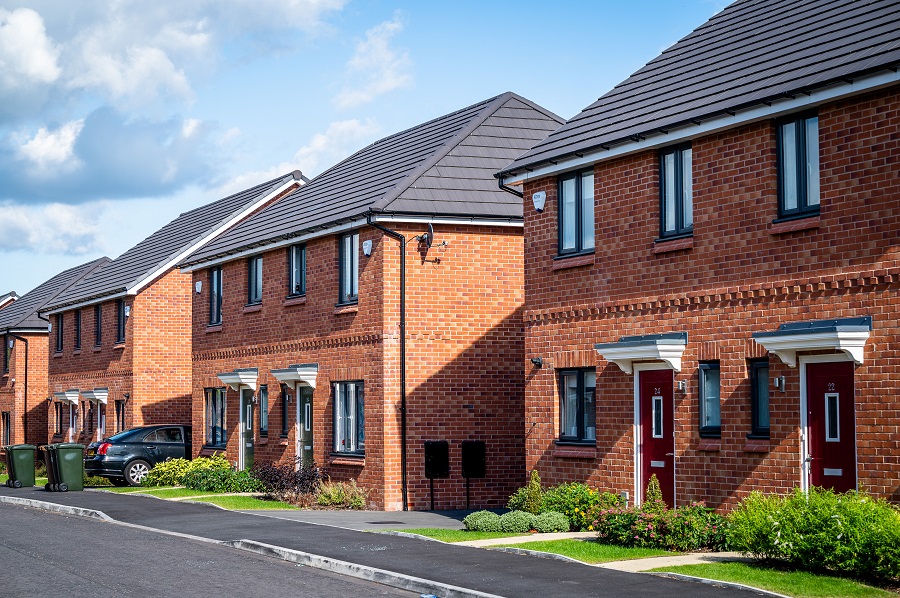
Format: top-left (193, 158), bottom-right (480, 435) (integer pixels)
top-left (55, 443), bottom-right (86, 449)
top-left (4, 444), bottom-right (36, 450)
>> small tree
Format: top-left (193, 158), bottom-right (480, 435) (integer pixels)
top-left (523, 469), bottom-right (544, 514)
top-left (642, 474), bottom-right (666, 514)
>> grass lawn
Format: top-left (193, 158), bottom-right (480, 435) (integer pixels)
top-left (190, 495), bottom-right (296, 510)
top-left (650, 562), bottom-right (894, 598)
top-left (0, 473), bottom-right (49, 487)
top-left (494, 539), bottom-right (672, 564)
top-left (384, 528), bottom-right (530, 542)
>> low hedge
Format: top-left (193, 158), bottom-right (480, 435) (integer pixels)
top-left (594, 501), bottom-right (727, 551)
top-left (463, 510), bottom-right (501, 532)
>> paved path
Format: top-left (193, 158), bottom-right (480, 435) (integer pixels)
top-left (0, 486), bottom-right (759, 598)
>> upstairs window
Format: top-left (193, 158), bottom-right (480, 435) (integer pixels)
top-left (209, 267), bottom-right (222, 325)
top-left (699, 362), bottom-right (721, 438)
top-left (74, 309), bottom-right (82, 350)
top-left (289, 244), bottom-right (306, 296)
top-left (333, 381), bottom-right (364, 454)
top-left (559, 369), bottom-right (596, 443)
top-left (247, 255), bottom-right (263, 304)
top-left (660, 143), bottom-right (693, 238)
top-left (558, 169), bottom-right (594, 255)
top-left (115, 299), bottom-right (126, 344)
top-left (778, 114), bottom-right (819, 219)
top-left (55, 314), bottom-right (63, 353)
top-left (339, 232), bottom-right (359, 304)
top-left (749, 359), bottom-right (770, 438)
top-left (94, 304), bottom-right (102, 346)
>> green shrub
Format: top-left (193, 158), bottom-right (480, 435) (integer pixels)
top-left (315, 479), bottom-right (368, 509)
top-left (541, 482), bottom-right (606, 531)
top-left (182, 466), bottom-right (264, 493)
top-left (463, 510), bottom-right (501, 532)
top-left (594, 501), bottom-right (726, 551)
top-left (642, 474), bottom-right (666, 514)
top-left (533, 511), bottom-right (570, 533)
top-left (500, 510), bottom-right (536, 533)
top-left (508, 470), bottom-right (544, 514)
top-left (143, 454), bottom-right (232, 487)
top-left (728, 488), bottom-right (900, 581)
top-left (251, 459), bottom-right (323, 505)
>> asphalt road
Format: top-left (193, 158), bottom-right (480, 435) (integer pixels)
top-left (0, 502), bottom-right (413, 598)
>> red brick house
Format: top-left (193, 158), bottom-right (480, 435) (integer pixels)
top-left (178, 92), bottom-right (564, 510)
top-left (0, 260), bottom-right (108, 446)
top-left (39, 173), bottom-right (305, 446)
top-left (497, 0), bottom-right (900, 508)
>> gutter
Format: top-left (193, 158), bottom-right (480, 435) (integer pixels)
top-left (366, 213), bottom-right (409, 511)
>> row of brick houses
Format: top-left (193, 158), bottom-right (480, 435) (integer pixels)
top-left (2, 0), bottom-right (897, 511)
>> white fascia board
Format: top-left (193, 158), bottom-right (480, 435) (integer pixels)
top-left (753, 330), bottom-right (871, 368)
top-left (180, 217), bottom-right (370, 273)
top-left (370, 214), bottom-right (522, 228)
top-left (0, 296), bottom-right (16, 309)
top-left (7, 328), bottom-right (48, 335)
top-left (501, 69), bottom-right (900, 186)
top-left (129, 178), bottom-right (302, 291)
top-left (41, 290), bottom-right (128, 317)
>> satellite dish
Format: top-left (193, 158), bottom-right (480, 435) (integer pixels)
top-left (425, 223), bottom-right (434, 248)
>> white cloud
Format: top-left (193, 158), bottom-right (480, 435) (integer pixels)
top-left (0, 8), bottom-right (60, 89)
top-left (216, 118), bottom-right (380, 195)
top-left (17, 119), bottom-right (84, 174)
top-left (334, 13), bottom-right (412, 109)
top-left (0, 201), bottom-right (103, 254)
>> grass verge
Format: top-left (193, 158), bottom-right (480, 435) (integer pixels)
top-left (650, 562), bottom-right (894, 598)
top-left (383, 528), bottom-right (529, 542)
top-left (494, 539), bottom-right (672, 564)
top-left (190, 495), bottom-right (296, 510)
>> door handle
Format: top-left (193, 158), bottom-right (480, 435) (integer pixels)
top-left (146, 445), bottom-right (156, 450)
top-left (804, 455), bottom-right (814, 463)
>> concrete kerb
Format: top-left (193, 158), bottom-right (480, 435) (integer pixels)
top-left (646, 572), bottom-right (790, 598)
top-left (0, 495), bottom-right (113, 522)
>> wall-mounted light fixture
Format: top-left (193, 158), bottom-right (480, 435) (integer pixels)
top-left (362, 239), bottom-right (373, 256)
top-left (677, 380), bottom-right (687, 392)
top-left (195, 280), bottom-right (203, 293)
top-left (530, 357), bottom-right (543, 368)
top-left (532, 191), bottom-right (546, 213)
top-left (7, 338), bottom-right (13, 349)
top-left (773, 376), bottom-right (786, 392)
top-left (124, 305), bottom-right (131, 317)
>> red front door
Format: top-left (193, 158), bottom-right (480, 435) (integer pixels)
top-left (639, 369), bottom-right (675, 507)
top-left (807, 361), bottom-right (856, 492)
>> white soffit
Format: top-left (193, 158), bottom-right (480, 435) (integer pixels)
top-left (217, 368), bottom-right (259, 391)
top-left (753, 316), bottom-right (872, 367)
top-left (595, 332), bottom-right (688, 374)
top-left (81, 387), bottom-right (109, 404)
top-left (271, 363), bottom-right (319, 389)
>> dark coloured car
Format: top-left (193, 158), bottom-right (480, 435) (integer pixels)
top-left (84, 425), bottom-right (192, 486)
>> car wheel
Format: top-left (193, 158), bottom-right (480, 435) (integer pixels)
top-left (108, 477), bottom-right (129, 487)
top-left (125, 460), bottom-right (150, 486)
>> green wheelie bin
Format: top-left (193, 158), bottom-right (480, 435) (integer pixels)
top-left (4, 444), bottom-right (37, 488)
top-left (55, 443), bottom-right (85, 492)
top-left (41, 444), bottom-right (59, 491)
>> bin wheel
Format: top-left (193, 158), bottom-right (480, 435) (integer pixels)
top-left (5, 480), bottom-right (11, 488)
top-left (58, 483), bottom-right (68, 492)
top-left (44, 483), bottom-right (51, 491)
top-left (12, 480), bottom-right (21, 489)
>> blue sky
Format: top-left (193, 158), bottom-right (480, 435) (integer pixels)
top-left (0, 0), bottom-right (725, 295)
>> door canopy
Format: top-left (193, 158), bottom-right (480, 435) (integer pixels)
top-left (595, 332), bottom-right (688, 374)
top-left (217, 367), bottom-right (259, 391)
top-left (753, 316), bottom-right (872, 367)
top-left (81, 387), bottom-right (109, 404)
top-left (53, 389), bottom-right (81, 404)
top-left (271, 363), bottom-right (319, 389)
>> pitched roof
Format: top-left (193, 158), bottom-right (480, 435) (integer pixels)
top-left (0, 258), bottom-right (109, 332)
top-left (182, 92), bottom-right (563, 266)
top-left (500, 0), bottom-right (900, 177)
top-left (0, 292), bottom-right (17, 310)
top-left (44, 172), bottom-right (306, 311)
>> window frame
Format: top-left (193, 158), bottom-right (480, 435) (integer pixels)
top-left (259, 385), bottom-right (268, 437)
top-left (332, 381), bottom-right (364, 455)
top-left (280, 384), bottom-right (291, 437)
top-left (699, 361), bottom-right (721, 438)
top-left (659, 142), bottom-right (693, 239)
top-left (557, 368), bottom-right (597, 444)
top-left (777, 112), bottom-right (820, 220)
top-left (115, 299), bottom-right (126, 344)
top-left (209, 267), bottom-right (222, 325)
top-left (74, 309), bottom-right (82, 350)
top-left (749, 359), bottom-right (770, 439)
top-left (557, 168), bottom-right (595, 256)
top-left (54, 403), bottom-right (63, 435)
top-left (204, 387), bottom-right (227, 448)
top-left (54, 314), bottom-right (63, 353)
top-left (338, 232), bottom-right (359, 305)
top-left (288, 244), bottom-right (306, 297)
top-left (115, 399), bottom-right (126, 433)
top-left (247, 255), bottom-right (263, 305)
top-left (94, 304), bottom-right (102, 347)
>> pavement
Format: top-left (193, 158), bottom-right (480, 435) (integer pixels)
top-left (0, 485), bottom-right (767, 598)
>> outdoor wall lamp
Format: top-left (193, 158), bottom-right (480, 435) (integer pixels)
top-left (530, 357), bottom-right (543, 367)
top-left (362, 239), bottom-right (373, 256)
top-left (773, 376), bottom-right (786, 392)
top-left (677, 380), bottom-right (687, 392)
top-left (532, 191), bottom-right (546, 212)
top-left (195, 281), bottom-right (203, 293)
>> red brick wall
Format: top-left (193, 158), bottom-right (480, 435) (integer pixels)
top-left (0, 332), bottom-right (49, 445)
top-left (192, 223), bottom-right (525, 510)
top-left (522, 86), bottom-right (900, 508)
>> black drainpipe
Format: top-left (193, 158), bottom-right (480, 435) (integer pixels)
top-left (366, 214), bottom-right (408, 511)
top-left (8, 334), bottom-right (29, 444)
top-left (497, 173), bottom-right (524, 198)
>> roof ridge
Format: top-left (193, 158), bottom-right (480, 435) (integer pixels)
top-left (370, 92), bottom-right (513, 213)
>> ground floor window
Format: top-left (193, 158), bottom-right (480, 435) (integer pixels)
top-left (205, 387), bottom-right (227, 447)
top-left (558, 369), bottom-right (596, 443)
top-left (98, 403), bottom-right (106, 437)
top-left (69, 403), bottom-right (78, 435)
top-left (86, 403), bottom-right (94, 434)
top-left (115, 399), bottom-right (126, 433)
top-left (280, 384), bottom-right (291, 437)
top-left (333, 381), bottom-right (364, 454)
top-left (54, 403), bottom-right (62, 435)
top-left (1, 412), bottom-right (9, 445)
top-left (749, 359), bottom-right (770, 438)
top-left (699, 362), bottom-right (721, 437)
top-left (259, 385), bottom-right (268, 437)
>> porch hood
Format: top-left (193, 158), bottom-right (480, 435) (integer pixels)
top-left (216, 367), bottom-right (259, 391)
top-left (53, 389), bottom-right (81, 404)
top-left (270, 363), bottom-right (318, 389)
top-left (752, 316), bottom-right (872, 367)
top-left (595, 332), bottom-right (688, 374)
top-left (81, 387), bottom-right (109, 404)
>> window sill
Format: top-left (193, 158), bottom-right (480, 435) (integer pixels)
top-left (653, 236), bottom-right (693, 254)
top-left (743, 439), bottom-right (770, 453)
top-left (258, 437), bottom-right (268, 445)
top-left (283, 295), bottom-right (307, 307)
top-left (333, 304), bottom-right (359, 315)
top-left (199, 445), bottom-right (227, 457)
top-left (695, 439), bottom-right (721, 452)
top-left (206, 324), bottom-right (223, 334)
top-left (73, 349), bottom-right (82, 355)
top-left (113, 342), bottom-right (126, 350)
top-left (329, 453), bottom-right (365, 466)
top-left (770, 215), bottom-right (819, 235)
top-left (92, 345), bottom-right (102, 352)
top-left (52, 352), bottom-right (62, 358)
top-left (243, 303), bottom-right (262, 314)
top-left (552, 443), bottom-right (597, 459)
top-left (550, 253), bottom-right (594, 271)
